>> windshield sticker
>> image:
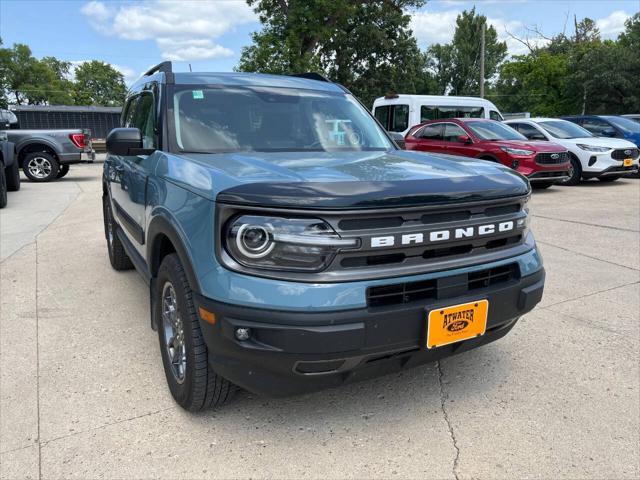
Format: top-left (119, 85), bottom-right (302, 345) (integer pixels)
top-left (192, 90), bottom-right (204, 100)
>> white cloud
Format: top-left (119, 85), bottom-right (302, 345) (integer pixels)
top-left (81, 0), bottom-right (257, 61)
top-left (410, 9), bottom-right (551, 56)
top-left (596, 10), bottom-right (630, 38)
top-left (410, 10), bottom-right (460, 45)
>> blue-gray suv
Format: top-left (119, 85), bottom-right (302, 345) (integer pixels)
top-left (103, 62), bottom-right (545, 411)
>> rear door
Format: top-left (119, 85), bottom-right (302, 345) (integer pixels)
top-left (110, 87), bottom-right (159, 252)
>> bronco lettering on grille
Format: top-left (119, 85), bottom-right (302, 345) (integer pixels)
top-left (369, 221), bottom-right (517, 248)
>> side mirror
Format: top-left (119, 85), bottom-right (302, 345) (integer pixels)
top-left (601, 128), bottom-right (617, 137)
top-left (388, 131), bottom-right (406, 149)
top-left (457, 135), bottom-right (472, 144)
top-left (106, 128), bottom-right (151, 155)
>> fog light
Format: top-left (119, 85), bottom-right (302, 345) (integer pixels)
top-left (235, 327), bottom-right (251, 341)
top-left (588, 156), bottom-right (597, 166)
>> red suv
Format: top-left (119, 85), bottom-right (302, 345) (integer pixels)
top-left (405, 118), bottom-right (570, 188)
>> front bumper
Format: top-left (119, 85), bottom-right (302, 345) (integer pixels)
top-left (582, 164), bottom-right (639, 178)
top-left (193, 267), bottom-right (545, 397)
top-left (512, 156), bottom-right (570, 182)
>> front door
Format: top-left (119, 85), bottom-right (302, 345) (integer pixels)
top-left (110, 90), bottom-right (158, 254)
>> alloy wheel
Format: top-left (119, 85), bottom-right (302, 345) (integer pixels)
top-left (161, 282), bottom-right (186, 384)
top-left (27, 156), bottom-right (53, 179)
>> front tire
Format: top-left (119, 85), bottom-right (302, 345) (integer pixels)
top-left (561, 155), bottom-right (582, 186)
top-left (597, 176), bottom-right (621, 182)
top-left (5, 161), bottom-right (21, 191)
top-left (102, 195), bottom-right (133, 271)
top-left (156, 254), bottom-right (234, 411)
top-left (0, 162), bottom-right (7, 209)
top-left (22, 152), bottom-right (59, 182)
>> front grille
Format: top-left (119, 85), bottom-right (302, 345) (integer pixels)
top-left (535, 152), bottom-right (568, 164)
top-left (367, 263), bottom-right (519, 307)
top-left (612, 148), bottom-right (639, 160)
top-left (218, 196), bottom-right (530, 282)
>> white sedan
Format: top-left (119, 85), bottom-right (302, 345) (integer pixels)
top-left (504, 117), bottom-right (639, 184)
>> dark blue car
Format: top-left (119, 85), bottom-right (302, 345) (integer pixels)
top-left (103, 62), bottom-right (545, 411)
top-left (562, 115), bottom-right (640, 148)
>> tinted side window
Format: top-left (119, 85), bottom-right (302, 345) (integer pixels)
top-left (518, 123), bottom-right (546, 140)
top-left (489, 110), bottom-right (503, 121)
top-left (390, 104), bottom-right (409, 132)
top-left (442, 123), bottom-right (467, 142)
top-left (421, 105), bottom-right (484, 122)
top-left (132, 93), bottom-right (156, 149)
top-left (418, 124), bottom-right (443, 140)
top-left (122, 97), bottom-right (138, 128)
top-left (582, 118), bottom-right (613, 135)
top-left (374, 106), bottom-right (390, 130)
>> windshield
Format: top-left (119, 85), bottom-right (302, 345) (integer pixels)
top-left (465, 120), bottom-right (526, 141)
top-left (539, 120), bottom-right (593, 139)
top-left (603, 116), bottom-right (640, 133)
top-left (171, 86), bottom-right (394, 153)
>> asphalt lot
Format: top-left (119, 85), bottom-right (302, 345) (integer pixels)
top-left (1, 162), bottom-right (638, 479)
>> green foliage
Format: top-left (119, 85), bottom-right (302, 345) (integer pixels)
top-left (73, 61), bottom-right (126, 106)
top-left (237, 0), bottom-right (437, 106)
top-left (492, 13), bottom-right (640, 115)
top-left (0, 42), bottom-right (126, 107)
top-left (427, 8), bottom-right (507, 95)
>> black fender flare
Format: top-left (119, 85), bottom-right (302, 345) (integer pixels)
top-left (16, 139), bottom-right (60, 161)
top-left (146, 215), bottom-right (202, 295)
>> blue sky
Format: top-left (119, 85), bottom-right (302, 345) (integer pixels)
top-left (1, 0), bottom-right (638, 84)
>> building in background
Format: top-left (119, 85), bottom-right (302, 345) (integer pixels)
top-left (8, 105), bottom-right (122, 140)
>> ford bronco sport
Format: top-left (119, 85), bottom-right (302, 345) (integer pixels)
top-left (103, 62), bottom-right (545, 411)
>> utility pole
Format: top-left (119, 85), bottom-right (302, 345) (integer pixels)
top-left (480, 22), bottom-right (485, 98)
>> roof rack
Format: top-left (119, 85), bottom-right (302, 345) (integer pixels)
top-left (289, 72), bottom-right (331, 83)
top-left (142, 61), bottom-right (174, 84)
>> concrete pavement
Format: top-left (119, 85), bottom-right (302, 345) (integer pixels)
top-left (1, 164), bottom-right (638, 479)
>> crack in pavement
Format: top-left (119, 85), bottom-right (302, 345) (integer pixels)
top-left (537, 240), bottom-right (640, 272)
top-left (35, 237), bottom-right (42, 480)
top-left (531, 214), bottom-right (639, 233)
top-left (541, 280), bottom-right (640, 309)
top-left (437, 360), bottom-right (460, 480)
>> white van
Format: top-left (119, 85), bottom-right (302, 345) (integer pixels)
top-left (372, 94), bottom-right (504, 135)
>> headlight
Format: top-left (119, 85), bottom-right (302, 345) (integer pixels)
top-left (224, 215), bottom-right (358, 272)
top-left (577, 144), bottom-right (610, 152)
top-left (500, 146), bottom-right (535, 156)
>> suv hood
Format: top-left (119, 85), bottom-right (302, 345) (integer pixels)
top-left (158, 150), bottom-right (529, 209)
top-left (495, 140), bottom-right (566, 153)
top-left (562, 136), bottom-right (639, 149)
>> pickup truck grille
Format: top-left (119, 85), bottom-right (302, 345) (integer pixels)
top-left (367, 263), bottom-right (519, 307)
top-left (612, 148), bottom-right (639, 160)
top-left (535, 152), bottom-right (568, 164)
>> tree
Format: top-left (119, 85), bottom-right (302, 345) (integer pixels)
top-left (237, 0), bottom-right (436, 106)
top-left (427, 8), bottom-right (507, 95)
top-left (0, 42), bottom-right (73, 105)
top-left (492, 51), bottom-right (577, 116)
top-left (72, 61), bottom-right (126, 106)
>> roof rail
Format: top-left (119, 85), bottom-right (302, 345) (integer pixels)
top-left (142, 61), bottom-right (174, 84)
top-left (289, 72), bottom-right (331, 83)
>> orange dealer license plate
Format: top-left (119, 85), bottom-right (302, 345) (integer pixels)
top-left (623, 158), bottom-right (633, 167)
top-left (426, 300), bottom-right (488, 349)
